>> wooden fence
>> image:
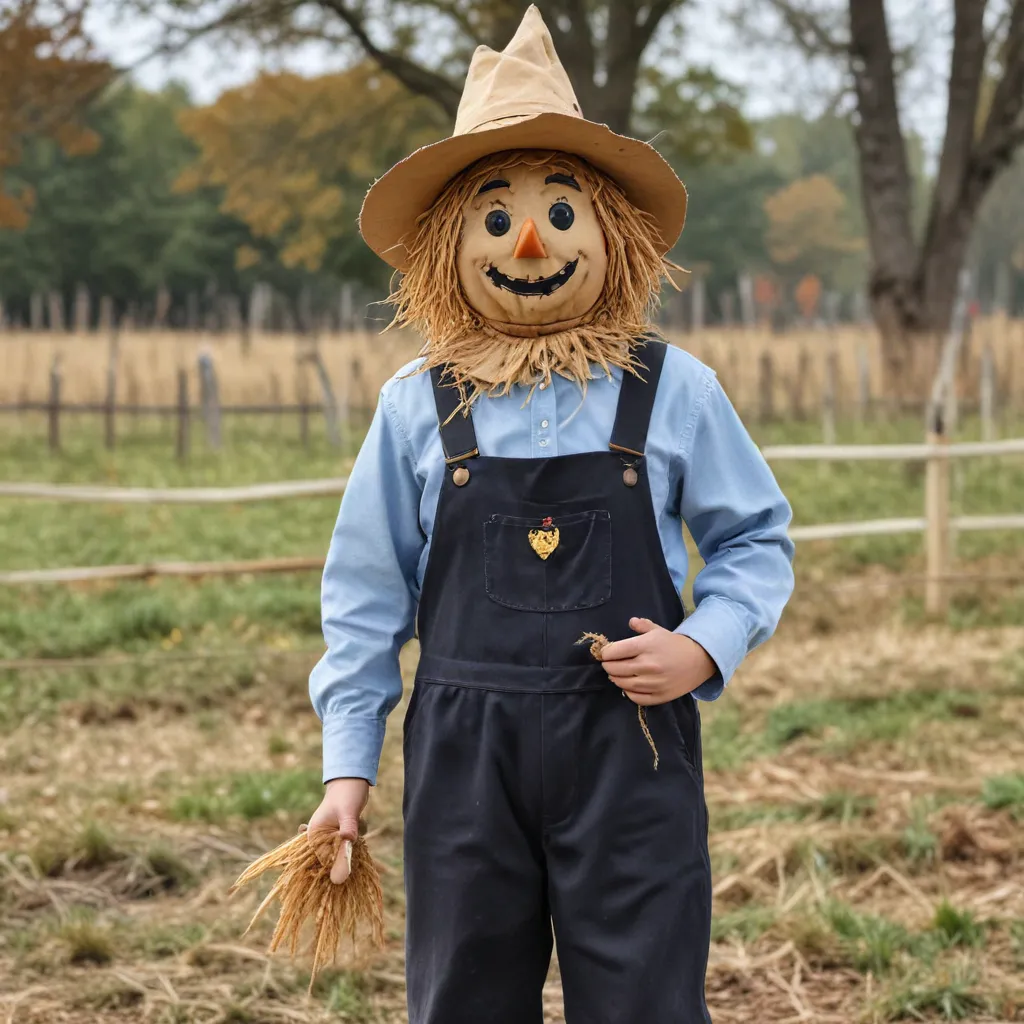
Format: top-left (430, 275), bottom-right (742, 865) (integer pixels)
top-left (2, 320), bottom-right (1023, 456)
top-left (3, 437), bottom-right (1023, 616)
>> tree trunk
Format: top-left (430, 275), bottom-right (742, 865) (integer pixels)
top-left (849, 0), bottom-right (999, 406)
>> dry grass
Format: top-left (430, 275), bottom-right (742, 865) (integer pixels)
top-left (231, 827), bottom-right (384, 988)
top-left (1, 616), bottom-right (1022, 1022)
top-left (3, 316), bottom-right (1023, 419)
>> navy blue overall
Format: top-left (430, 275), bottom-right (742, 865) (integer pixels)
top-left (403, 341), bottom-right (713, 1023)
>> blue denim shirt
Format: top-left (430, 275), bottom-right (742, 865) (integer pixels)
top-left (310, 344), bottom-right (795, 784)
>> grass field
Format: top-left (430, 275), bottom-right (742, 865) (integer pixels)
top-left (1, 411), bottom-right (1023, 1022)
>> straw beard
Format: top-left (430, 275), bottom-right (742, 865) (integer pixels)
top-left (386, 150), bottom-right (682, 405)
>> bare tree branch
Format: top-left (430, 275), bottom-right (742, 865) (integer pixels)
top-left (760, 0), bottom-right (849, 57)
top-left (971, 0), bottom-right (1024, 176)
top-left (314, 0), bottom-right (461, 116)
top-left (926, 0), bottom-right (987, 230)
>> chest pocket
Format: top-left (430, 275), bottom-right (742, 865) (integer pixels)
top-left (483, 510), bottom-right (612, 613)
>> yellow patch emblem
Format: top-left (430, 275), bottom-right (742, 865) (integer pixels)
top-left (528, 524), bottom-right (560, 560)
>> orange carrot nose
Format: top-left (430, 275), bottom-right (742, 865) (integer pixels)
top-left (513, 217), bottom-right (548, 260)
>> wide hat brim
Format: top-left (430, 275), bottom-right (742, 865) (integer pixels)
top-left (359, 112), bottom-right (687, 272)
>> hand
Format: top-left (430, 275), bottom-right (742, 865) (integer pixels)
top-left (599, 618), bottom-right (716, 706)
top-left (307, 777), bottom-right (370, 883)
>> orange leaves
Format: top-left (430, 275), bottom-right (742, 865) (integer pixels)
top-left (175, 66), bottom-right (448, 273)
top-left (0, 1), bottom-right (111, 229)
top-left (763, 174), bottom-right (864, 269)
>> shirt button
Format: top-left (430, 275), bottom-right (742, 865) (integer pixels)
top-left (539, 439), bottom-right (549, 448)
top-left (541, 419), bottom-right (549, 429)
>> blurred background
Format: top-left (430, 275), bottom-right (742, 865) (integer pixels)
top-left (1, 1), bottom-right (1023, 1021)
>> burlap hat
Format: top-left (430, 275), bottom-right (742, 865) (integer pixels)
top-left (359, 4), bottom-right (687, 271)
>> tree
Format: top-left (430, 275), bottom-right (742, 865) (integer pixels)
top-left (0, 82), bottom-right (254, 320)
top-left (175, 65), bottom-right (449, 285)
top-left (123, 0), bottom-right (696, 134)
top-left (735, 0), bottom-right (1024, 395)
top-left (763, 174), bottom-right (863, 290)
top-left (0, 0), bottom-right (112, 229)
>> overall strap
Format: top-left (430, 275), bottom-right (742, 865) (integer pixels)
top-left (429, 365), bottom-right (479, 464)
top-left (609, 340), bottom-right (668, 458)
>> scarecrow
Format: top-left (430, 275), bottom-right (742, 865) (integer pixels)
top-left (235, 7), bottom-right (794, 1021)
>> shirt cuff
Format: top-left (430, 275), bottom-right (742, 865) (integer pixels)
top-left (675, 596), bottom-right (751, 702)
top-left (321, 713), bottom-right (387, 786)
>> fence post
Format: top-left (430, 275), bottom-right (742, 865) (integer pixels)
top-left (268, 371), bottom-right (282, 427)
top-left (856, 343), bottom-right (871, 423)
top-left (176, 368), bottom-right (190, 461)
top-left (104, 328), bottom-right (119, 450)
top-left (822, 350), bottom-right (837, 446)
top-left (980, 344), bottom-right (996, 441)
top-left (758, 350), bottom-right (774, 423)
top-left (789, 347), bottom-right (810, 420)
top-left (297, 363), bottom-right (310, 448)
top-left (197, 350), bottom-right (223, 450)
top-left (48, 355), bottom-right (62, 453)
top-left (924, 413), bottom-right (951, 618)
top-left (309, 349), bottom-right (341, 447)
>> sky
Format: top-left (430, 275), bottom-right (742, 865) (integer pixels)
top-left (84, 0), bottom-right (951, 160)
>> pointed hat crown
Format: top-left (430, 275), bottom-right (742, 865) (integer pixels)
top-left (454, 6), bottom-right (582, 135)
top-left (359, 5), bottom-right (686, 271)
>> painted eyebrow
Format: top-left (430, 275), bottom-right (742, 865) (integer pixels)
top-left (477, 178), bottom-right (510, 195)
top-left (545, 172), bottom-right (581, 191)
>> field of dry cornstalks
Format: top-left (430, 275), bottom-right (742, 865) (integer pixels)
top-left (2, 317), bottom-right (1023, 420)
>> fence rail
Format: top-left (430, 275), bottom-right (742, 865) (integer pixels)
top-left (0, 556), bottom-right (324, 586)
top-left (2, 436), bottom-right (1024, 615)
top-left (0, 478), bottom-right (348, 503)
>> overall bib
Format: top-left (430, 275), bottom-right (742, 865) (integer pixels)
top-left (404, 342), bottom-right (713, 1023)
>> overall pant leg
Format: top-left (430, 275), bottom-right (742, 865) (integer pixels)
top-left (403, 681), bottom-right (552, 1024)
top-left (546, 690), bottom-right (713, 1023)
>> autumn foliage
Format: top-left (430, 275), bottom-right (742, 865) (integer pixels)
top-left (175, 67), bottom-right (449, 273)
top-left (764, 174), bottom-right (863, 283)
top-left (0, 1), bottom-right (112, 229)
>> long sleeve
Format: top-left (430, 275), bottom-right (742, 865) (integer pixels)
top-left (674, 371), bottom-right (794, 701)
top-left (309, 387), bottom-right (425, 785)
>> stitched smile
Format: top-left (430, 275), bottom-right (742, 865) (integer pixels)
top-left (485, 259), bottom-right (579, 297)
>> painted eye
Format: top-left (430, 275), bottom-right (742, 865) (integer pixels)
top-left (485, 209), bottom-right (511, 236)
top-left (549, 201), bottom-right (575, 231)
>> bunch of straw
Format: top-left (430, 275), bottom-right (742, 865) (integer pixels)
top-left (231, 825), bottom-right (385, 989)
top-left (577, 631), bottom-right (659, 769)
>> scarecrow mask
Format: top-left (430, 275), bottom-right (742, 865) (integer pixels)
top-left (457, 160), bottom-right (608, 328)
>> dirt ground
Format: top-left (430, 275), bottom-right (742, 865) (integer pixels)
top-left (1, 615), bottom-right (1023, 1023)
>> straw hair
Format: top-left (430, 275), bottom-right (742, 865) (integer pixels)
top-left (231, 826), bottom-right (385, 990)
top-left (578, 631), bottom-right (659, 770)
top-left (387, 149), bottom-right (681, 403)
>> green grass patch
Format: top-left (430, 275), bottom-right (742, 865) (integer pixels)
top-left (932, 902), bottom-right (986, 949)
top-left (982, 773), bottom-right (1024, 817)
top-left (138, 922), bottom-right (207, 959)
top-left (0, 655), bottom-right (299, 729)
top-left (764, 689), bottom-right (981, 755)
top-left (139, 844), bottom-right (198, 893)
top-left (826, 903), bottom-right (924, 975)
top-left (902, 801), bottom-right (940, 867)
top-left (31, 821), bottom-right (128, 877)
top-left (171, 769), bottom-right (322, 823)
top-left (876, 964), bottom-right (987, 1021)
top-left (57, 912), bottom-right (115, 966)
top-left (711, 905), bottom-right (777, 944)
top-left (313, 969), bottom-right (374, 1018)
